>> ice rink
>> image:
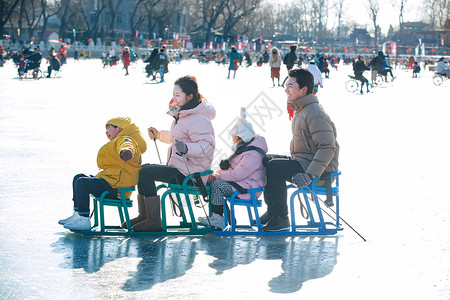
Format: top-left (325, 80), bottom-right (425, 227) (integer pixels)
top-left (0, 56), bottom-right (449, 299)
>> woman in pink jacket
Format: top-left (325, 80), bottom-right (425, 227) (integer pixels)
top-left (198, 108), bottom-right (268, 229)
top-left (128, 75), bottom-right (216, 232)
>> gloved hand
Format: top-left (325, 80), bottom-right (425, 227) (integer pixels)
top-left (174, 139), bottom-right (188, 155)
top-left (207, 174), bottom-right (217, 184)
top-left (120, 149), bottom-right (133, 161)
top-left (148, 127), bottom-right (160, 140)
top-left (291, 173), bottom-right (313, 188)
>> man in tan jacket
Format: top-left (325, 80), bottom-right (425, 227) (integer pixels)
top-left (262, 68), bottom-right (339, 231)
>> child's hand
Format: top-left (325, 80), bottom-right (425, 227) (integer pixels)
top-left (207, 174), bottom-right (217, 184)
top-left (120, 149), bottom-right (133, 161)
top-left (148, 127), bottom-right (160, 140)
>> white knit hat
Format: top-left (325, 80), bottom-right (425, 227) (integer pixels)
top-left (229, 107), bottom-right (255, 143)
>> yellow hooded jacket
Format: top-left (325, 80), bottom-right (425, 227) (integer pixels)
top-left (95, 117), bottom-right (147, 197)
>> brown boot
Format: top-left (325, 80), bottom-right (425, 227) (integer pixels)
top-left (122, 195), bottom-right (146, 229)
top-left (133, 196), bottom-right (162, 231)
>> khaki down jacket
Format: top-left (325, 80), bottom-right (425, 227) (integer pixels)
top-left (289, 94), bottom-right (339, 178)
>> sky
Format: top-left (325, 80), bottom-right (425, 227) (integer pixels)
top-left (274, 0), bottom-right (423, 34)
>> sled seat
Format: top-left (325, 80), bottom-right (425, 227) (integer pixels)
top-left (156, 170), bottom-right (212, 235)
top-left (70, 187), bottom-right (135, 236)
top-left (214, 187), bottom-right (264, 236)
top-left (287, 171), bottom-right (342, 235)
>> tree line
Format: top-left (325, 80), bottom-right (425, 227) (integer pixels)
top-left (0, 0), bottom-right (447, 46)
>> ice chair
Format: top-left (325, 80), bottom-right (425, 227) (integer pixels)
top-left (72, 187), bottom-right (135, 236)
top-left (286, 171), bottom-right (342, 236)
top-left (156, 170), bottom-right (213, 236)
top-left (214, 187), bottom-right (264, 236)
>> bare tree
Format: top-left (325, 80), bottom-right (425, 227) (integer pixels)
top-left (422, 0), bottom-right (449, 29)
top-left (0, 0), bottom-right (21, 37)
top-left (220, 0), bottom-right (260, 42)
top-left (129, 0), bottom-right (147, 41)
top-left (312, 0), bottom-right (329, 41)
top-left (38, 0), bottom-right (59, 42)
top-left (77, 0), bottom-right (107, 40)
top-left (392, 0), bottom-right (407, 29)
top-left (333, 0), bottom-right (345, 41)
top-left (57, 0), bottom-right (78, 40)
top-left (366, 0), bottom-right (380, 47)
top-left (106, 0), bottom-right (123, 37)
top-left (18, 0), bottom-right (42, 39)
top-left (199, 0), bottom-right (229, 43)
top-left (243, 2), bottom-right (275, 39)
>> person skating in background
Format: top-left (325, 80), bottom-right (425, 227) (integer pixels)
top-left (46, 53), bottom-right (61, 78)
top-left (353, 55), bottom-right (371, 94)
top-left (437, 57), bottom-right (450, 77)
top-left (269, 47), bottom-right (282, 87)
top-left (317, 54), bottom-right (330, 78)
top-left (58, 44), bottom-right (67, 65)
top-left (145, 48), bottom-right (159, 77)
top-left (59, 117), bottom-right (147, 231)
top-left (376, 51), bottom-right (395, 81)
top-left (228, 46), bottom-right (240, 79)
top-left (263, 50), bottom-right (269, 64)
top-left (154, 48), bottom-right (169, 82)
top-left (22, 46), bottom-right (42, 74)
top-left (281, 44), bottom-right (298, 87)
top-left (306, 61), bottom-right (323, 94)
top-left (122, 46), bottom-right (131, 76)
top-left (198, 108), bottom-right (268, 229)
top-left (412, 61), bottom-right (421, 78)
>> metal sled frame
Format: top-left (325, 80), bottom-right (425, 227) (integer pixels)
top-left (72, 171), bottom-right (342, 237)
top-left (71, 171), bottom-right (213, 237)
top-left (214, 172), bottom-right (342, 236)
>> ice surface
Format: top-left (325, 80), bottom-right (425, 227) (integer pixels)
top-left (0, 57), bottom-right (449, 299)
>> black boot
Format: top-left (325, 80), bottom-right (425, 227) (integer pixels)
top-left (261, 215), bottom-right (290, 232)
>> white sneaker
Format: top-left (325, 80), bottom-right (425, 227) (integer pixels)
top-left (58, 211), bottom-right (79, 225)
top-left (64, 216), bottom-right (91, 231)
top-left (198, 213), bottom-right (225, 229)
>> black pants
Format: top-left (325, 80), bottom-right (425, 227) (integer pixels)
top-left (380, 69), bottom-right (393, 77)
top-left (138, 164), bottom-right (186, 196)
top-left (263, 158), bottom-right (305, 217)
top-left (354, 72), bottom-right (368, 84)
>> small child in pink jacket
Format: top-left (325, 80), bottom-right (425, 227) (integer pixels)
top-left (198, 108), bottom-right (268, 229)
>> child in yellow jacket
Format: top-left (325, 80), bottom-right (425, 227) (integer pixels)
top-left (59, 117), bottom-right (147, 231)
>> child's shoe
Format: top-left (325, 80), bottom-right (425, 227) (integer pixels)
top-left (64, 216), bottom-right (91, 231)
top-left (198, 213), bottom-right (225, 229)
top-left (58, 211), bottom-right (79, 225)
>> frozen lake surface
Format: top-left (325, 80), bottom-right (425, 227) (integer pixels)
top-left (0, 57), bottom-right (449, 299)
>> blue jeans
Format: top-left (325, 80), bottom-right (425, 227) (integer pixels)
top-left (72, 174), bottom-right (116, 216)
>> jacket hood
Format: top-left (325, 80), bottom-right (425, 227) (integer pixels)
top-left (247, 135), bottom-right (268, 153)
top-left (106, 116), bottom-right (131, 129)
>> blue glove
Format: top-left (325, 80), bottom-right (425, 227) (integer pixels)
top-left (291, 173), bottom-right (313, 188)
top-left (174, 139), bottom-right (188, 155)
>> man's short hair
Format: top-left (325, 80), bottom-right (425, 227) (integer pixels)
top-left (288, 68), bottom-right (314, 95)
